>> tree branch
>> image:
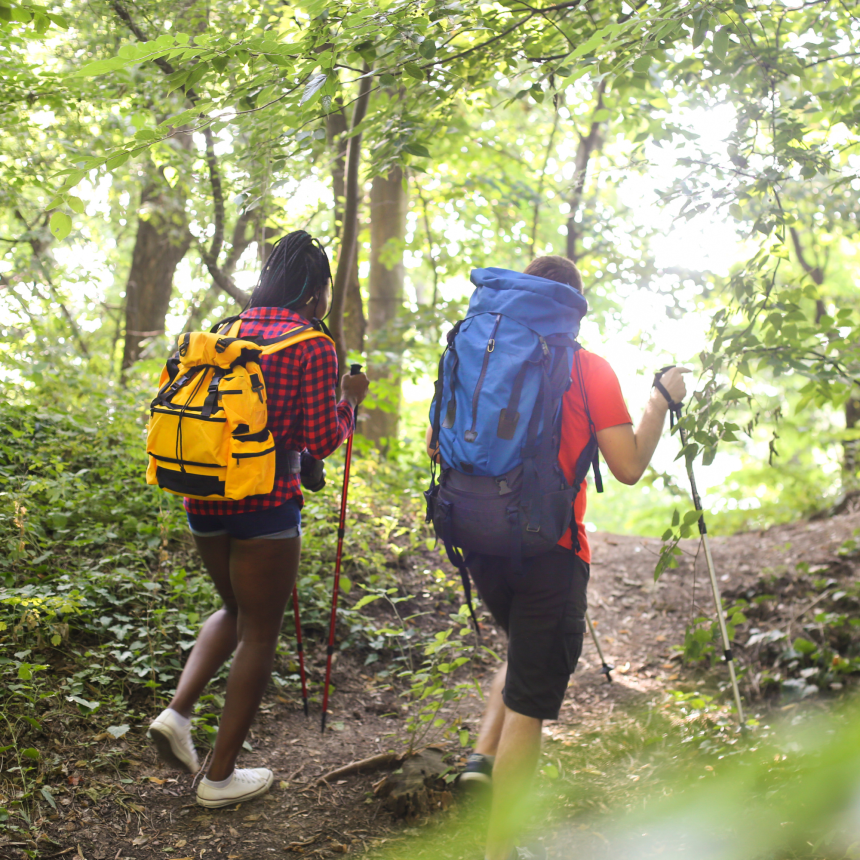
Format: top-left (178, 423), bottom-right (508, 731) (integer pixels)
top-left (110, 0), bottom-right (242, 303)
top-left (330, 67), bottom-right (372, 374)
top-left (530, 109), bottom-right (561, 256)
top-left (422, 0), bottom-right (584, 69)
top-left (566, 79), bottom-right (606, 261)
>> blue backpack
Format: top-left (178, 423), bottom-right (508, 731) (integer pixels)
top-left (425, 268), bottom-right (602, 627)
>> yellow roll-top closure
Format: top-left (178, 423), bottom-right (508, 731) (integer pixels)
top-left (174, 330), bottom-right (262, 370)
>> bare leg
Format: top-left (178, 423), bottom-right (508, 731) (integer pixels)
top-left (206, 535), bottom-right (301, 781)
top-left (474, 663), bottom-right (508, 757)
top-left (485, 708), bottom-right (543, 860)
top-left (169, 534), bottom-right (239, 718)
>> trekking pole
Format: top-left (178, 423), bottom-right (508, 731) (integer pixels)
top-left (291, 585), bottom-right (309, 718)
top-left (321, 363), bottom-right (362, 733)
top-left (655, 368), bottom-right (745, 726)
top-left (585, 610), bottom-right (614, 683)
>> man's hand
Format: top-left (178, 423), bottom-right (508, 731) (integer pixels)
top-left (597, 366), bottom-right (693, 486)
top-left (655, 366), bottom-right (691, 406)
top-left (341, 371), bottom-right (369, 409)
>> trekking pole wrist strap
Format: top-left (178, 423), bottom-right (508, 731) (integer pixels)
top-left (653, 366), bottom-right (683, 427)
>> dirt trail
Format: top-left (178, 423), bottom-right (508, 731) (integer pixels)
top-left (9, 511), bottom-right (860, 860)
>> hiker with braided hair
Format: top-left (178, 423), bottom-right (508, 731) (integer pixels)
top-left (147, 231), bottom-right (369, 808)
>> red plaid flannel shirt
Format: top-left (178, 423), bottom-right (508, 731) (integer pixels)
top-left (184, 307), bottom-right (354, 516)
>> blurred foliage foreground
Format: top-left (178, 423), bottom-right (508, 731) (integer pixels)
top-left (375, 695), bottom-right (860, 860)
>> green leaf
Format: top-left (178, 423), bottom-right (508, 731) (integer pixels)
top-left (713, 27), bottom-right (729, 59)
top-left (17, 662), bottom-right (32, 680)
top-left (71, 57), bottom-right (125, 78)
top-left (419, 41), bottom-right (437, 59)
top-left (633, 54), bottom-right (651, 73)
top-left (683, 510), bottom-right (701, 526)
top-left (66, 196), bottom-right (85, 215)
top-left (41, 786), bottom-right (58, 810)
top-left (300, 73), bottom-right (327, 105)
top-left (340, 576), bottom-right (352, 595)
top-left (353, 593), bottom-right (383, 611)
top-left (21, 747), bottom-right (40, 760)
top-left (107, 724), bottom-right (130, 739)
top-left (106, 152), bottom-right (130, 170)
top-left (693, 15), bottom-right (709, 48)
top-left (542, 763), bottom-right (559, 779)
top-left (671, 508), bottom-right (680, 527)
top-left (49, 212), bottom-right (72, 241)
top-left (379, 72), bottom-right (397, 87)
top-left (404, 62), bottom-right (425, 80)
top-left (403, 142), bottom-right (431, 157)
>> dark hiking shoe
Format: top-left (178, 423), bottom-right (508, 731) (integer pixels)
top-left (458, 753), bottom-right (494, 787)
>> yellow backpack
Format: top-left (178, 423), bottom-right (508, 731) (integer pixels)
top-left (145, 317), bottom-right (329, 501)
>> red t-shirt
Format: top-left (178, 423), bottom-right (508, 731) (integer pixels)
top-left (557, 349), bottom-right (632, 562)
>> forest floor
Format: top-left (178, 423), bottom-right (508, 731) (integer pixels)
top-left (5, 509), bottom-right (860, 860)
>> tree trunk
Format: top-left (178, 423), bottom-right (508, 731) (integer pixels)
top-left (327, 108), bottom-right (366, 355)
top-left (121, 179), bottom-right (191, 375)
top-left (845, 396), bottom-right (860, 492)
top-left (364, 167), bottom-right (407, 448)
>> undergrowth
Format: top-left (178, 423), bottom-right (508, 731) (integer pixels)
top-left (0, 370), bottom-right (475, 846)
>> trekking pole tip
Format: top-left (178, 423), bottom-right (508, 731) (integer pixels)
top-left (601, 663), bottom-right (615, 683)
top-left (320, 711), bottom-right (327, 734)
top-left (303, 698), bottom-right (309, 719)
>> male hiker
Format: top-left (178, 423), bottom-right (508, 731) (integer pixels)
top-left (425, 255), bottom-right (688, 860)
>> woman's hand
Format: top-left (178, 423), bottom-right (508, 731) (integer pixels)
top-left (341, 371), bottom-right (369, 408)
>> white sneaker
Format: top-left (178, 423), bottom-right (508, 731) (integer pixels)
top-left (196, 768), bottom-right (274, 808)
top-left (148, 708), bottom-right (200, 773)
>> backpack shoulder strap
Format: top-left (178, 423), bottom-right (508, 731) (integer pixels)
top-left (257, 325), bottom-right (330, 356)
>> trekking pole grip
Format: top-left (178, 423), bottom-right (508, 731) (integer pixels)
top-left (349, 364), bottom-right (362, 421)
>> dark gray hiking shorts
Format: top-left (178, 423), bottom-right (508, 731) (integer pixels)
top-left (468, 546), bottom-right (589, 721)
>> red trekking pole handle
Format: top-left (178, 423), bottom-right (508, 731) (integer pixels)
top-left (321, 363), bottom-right (362, 732)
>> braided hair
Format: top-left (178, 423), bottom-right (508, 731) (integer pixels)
top-left (247, 231), bottom-right (332, 311)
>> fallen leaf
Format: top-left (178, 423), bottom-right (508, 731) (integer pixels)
top-left (667, 673), bottom-right (679, 681)
top-left (92, 732), bottom-right (110, 741)
top-left (168, 857), bottom-right (193, 860)
top-left (74, 760), bottom-right (88, 767)
top-left (228, 827), bottom-right (239, 838)
top-left (655, 635), bottom-right (667, 642)
top-left (132, 836), bottom-right (149, 846)
top-left (244, 813), bottom-right (262, 822)
top-left (68, 776), bottom-right (81, 786)
top-left (148, 777), bottom-right (167, 784)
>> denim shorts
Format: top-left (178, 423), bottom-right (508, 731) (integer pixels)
top-left (186, 500), bottom-right (302, 540)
